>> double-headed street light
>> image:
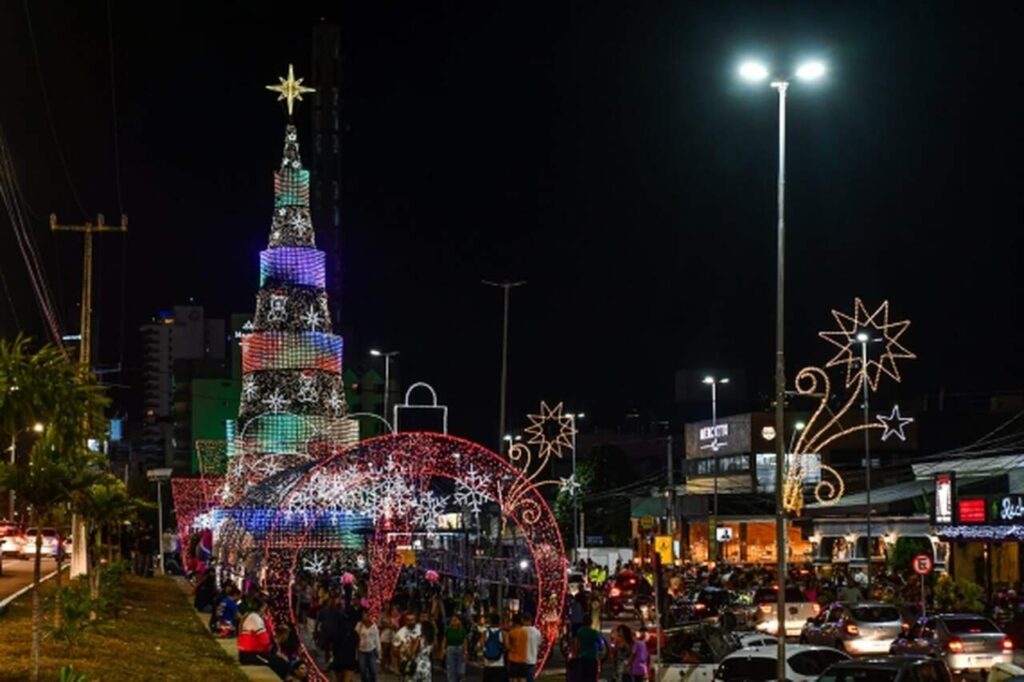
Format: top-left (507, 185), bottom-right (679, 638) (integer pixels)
top-left (370, 349), bottom-right (400, 423)
top-left (856, 331), bottom-right (882, 595)
top-left (703, 375), bottom-right (729, 560)
top-left (739, 56), bottom-right (827, 680)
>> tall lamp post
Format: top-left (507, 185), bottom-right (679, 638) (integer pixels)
top-left (370, 349), bottom-right (400, 424)
top-left (567, 412), bottom-right (584, 562)
top-left (856, 331), bottom-right (879, 595)
top-left (703, 376), bottom-right (729, 560)
top-left (740, 57), bottom-right (827, 679)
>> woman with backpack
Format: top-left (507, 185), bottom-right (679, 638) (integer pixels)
top-left (479, 613), bottom-right (507, 682)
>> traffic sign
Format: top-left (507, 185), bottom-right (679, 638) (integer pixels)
top-left (912, 553), bottom-right (933, 575)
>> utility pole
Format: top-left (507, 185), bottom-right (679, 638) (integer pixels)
top-left (482, 280), bottom-right (525, 455)
top-left (50, 212), bottom-right (128, 579)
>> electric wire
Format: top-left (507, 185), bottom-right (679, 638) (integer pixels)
top-left (23, 0), bottom-right (89, 221)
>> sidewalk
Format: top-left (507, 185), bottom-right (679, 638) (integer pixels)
top-left (173, 576), bottom-right (280, 681)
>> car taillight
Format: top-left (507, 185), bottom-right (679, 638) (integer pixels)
top-left (610, 587), bottom-right (621, 597)
top-left (759, 604), bottom-right (773, 613)
top-left (694, 603), bottom-right (706, 611)
top-left (946, 638), bottom-right (964, 653)
top-left (1002, 638), bottom-right (1013, 652)
top-left (845, 623), bottom-right (860, 636)
top-left (812, 603), bottom-right (821, 615)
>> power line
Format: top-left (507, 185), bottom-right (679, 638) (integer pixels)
top-left (23, 0), bottom-right (89, 221)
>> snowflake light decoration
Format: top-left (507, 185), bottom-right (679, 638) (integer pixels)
top-left (301, 305), bottom-right (323, 330)
top-left (412, 490), bottom-right (449, 531)
top-left (302, 551), bottom-right (329, 575)
top-left (262, 388), bottom-right (291, 413)
top-left (243, 376), bottom-right (259, 401)
top-left (325, 389), bottom-right (344, 415)
top-left (559, 474), bottom-right (581, 497)
top-left (523, 401), bottom-right (577, 460)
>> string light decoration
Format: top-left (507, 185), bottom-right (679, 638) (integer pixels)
top-left (259, 248), bottom-right (327, 288)
top-left (195, 440), bottom-right (229, 476)
top-left (877, 404), bottom-right (914, 442)
top-left (784, 298), bottom-right (916, 514)
top-left (523, 401), bottom-right (577, 460)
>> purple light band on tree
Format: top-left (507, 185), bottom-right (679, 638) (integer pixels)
top-left (259, 248), bottom-right (326, 288)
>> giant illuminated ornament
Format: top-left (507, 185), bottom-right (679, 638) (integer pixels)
top-left (783, 298), bottom-right (916, 514)
top-left (171, 68), bottom-right (569, 681)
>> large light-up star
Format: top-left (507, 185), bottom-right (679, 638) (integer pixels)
top-left (818, 298), bottom-right (916, 391)
top-left (877, 404), bottom-right (914, 442)
top-left (523, 401), bottom-right (577, 460)
top-left (266, 64), bottom-right (316, 116)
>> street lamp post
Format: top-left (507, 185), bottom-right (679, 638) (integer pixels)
top-left (370, 349), bottom-right (400, 424)
top-left (856, 332), bottom-right (876, 596)
top-left (740, 57), bottom-right (826, 678)
top-left (146, 467), bottom-right (173, 576)
top-left (703, 376), bottom-right (729, 560)
top-left (567, 412), bottom-right (584, 562)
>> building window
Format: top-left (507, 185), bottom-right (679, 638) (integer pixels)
top-left (333, 207), bottom-right (340, 227)
top-left (332, 87), bottom-right (339, 106)
top-left (315, 134), bottom-right (322, 154)
top-left (332, 134), bottom-right (339, 153)
top-left (332, 181), bottom-right (339, 200)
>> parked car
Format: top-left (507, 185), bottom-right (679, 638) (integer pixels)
top-left (751, 585), bottom-right (821, 637)
top-left (605, 569), bottom-right (654, 617)
top-left (671, 587), bottom-right (738, 626)
top-left (818, 656), bottom-right (954, 682)
top-left (889, 614), bottom-right (1013, 678)
top-left (18, 527), bottom-right (66, 559)
top-left (735, 633), bottom-right (779, 649)
top-left (714, 644), bottom-right (850, 682)
top-left (801, 602), bottom-right (905, 655)
top-left (658, 623), bottom-right (743, 682)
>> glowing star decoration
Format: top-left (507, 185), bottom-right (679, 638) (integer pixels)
top-left (877, 404), bottom-right (914, 442)
top-left (783, 298), bottom-right (917, 515)
top-left (302, 551), bottom-right (329, 575)
top-left (559, 474), bottom-right (581, 497)
top-left (818, 298), bottom-right (916, 391)
top-left (523, 401), bottom-right (577, 460)
top-left (262, 388), bottom-right (291, 413)
top-left (265, 64), bottom-right (315, 116)
top-left (301, 305), bottom-right (323, 331)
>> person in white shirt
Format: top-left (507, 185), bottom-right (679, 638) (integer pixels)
top-left (355, 610), bottom-right (381, 682)
top-left (521, 616), bottom-right (542, 682)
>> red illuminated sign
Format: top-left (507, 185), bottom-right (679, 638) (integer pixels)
top-left (958, 498), bottom-right (987, 524)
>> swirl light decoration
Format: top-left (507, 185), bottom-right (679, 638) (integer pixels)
top-left (783, 298), bottom-right (916, 514)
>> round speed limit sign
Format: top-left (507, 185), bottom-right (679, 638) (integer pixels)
top-left (912, 553), bottom-right (934, 575)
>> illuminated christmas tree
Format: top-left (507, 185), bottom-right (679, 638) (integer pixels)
top-left (233, 66), bottom-right (357, 475)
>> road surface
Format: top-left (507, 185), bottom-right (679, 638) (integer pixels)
top-left (0, 556), bottom-right (57, 601)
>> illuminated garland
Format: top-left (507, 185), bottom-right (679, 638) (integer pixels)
top-left (784, 298), bottom-right (916, 514)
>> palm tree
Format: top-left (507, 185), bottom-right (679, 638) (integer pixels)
top-left (73, 475), bottom-right (140, 611)
top-left (0, 336), bottom-right (108, 681)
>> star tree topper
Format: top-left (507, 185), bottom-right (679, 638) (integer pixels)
top-left (266, 64), bottom-right (315, 116)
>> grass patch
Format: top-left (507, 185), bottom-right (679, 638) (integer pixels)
top-left (0, 575), bottom-right (248, 681)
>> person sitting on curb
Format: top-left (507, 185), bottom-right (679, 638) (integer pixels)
top-left (238, 599), bottom-right (274, 666)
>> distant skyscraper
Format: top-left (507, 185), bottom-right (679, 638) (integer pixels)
top-left (311, 20), bottom-right (344, 330)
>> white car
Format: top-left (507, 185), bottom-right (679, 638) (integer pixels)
top-left (715, 644), bottom-right (850, 682)
top-left (735, 633), bottom-right (779, 649)
top-left (18, 527), bottom-right (66, 559)
top-left (751, 586), bottom-right (822, 637)
top-left (0, 534), bottom-right (20, 556)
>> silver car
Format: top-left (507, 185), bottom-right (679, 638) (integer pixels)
top-left (801, 602), bottom-right (904, 655)
top-left (889, 614), bottom-right (1013, 677)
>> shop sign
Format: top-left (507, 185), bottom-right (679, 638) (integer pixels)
top-left (934, 472), bottom-right (954, 524)
top-left (639, 516), bottom-right (656, 531)
top-left (994, 495), bottom-right (1024, 523)
top-left (700, 423), bottom-right (729, 452)
top-left (957, 498), bottom-right (987, 524)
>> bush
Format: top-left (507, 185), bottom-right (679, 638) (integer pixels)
top-left (934, 574), bottom-right (985, 613)
top-left (98, 561), bottom-right (128, 618)
top-left (45, 586), bottom-right (93, 647)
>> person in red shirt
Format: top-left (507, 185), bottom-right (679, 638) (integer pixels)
top-left (238, 599), bottom-right (274, 665)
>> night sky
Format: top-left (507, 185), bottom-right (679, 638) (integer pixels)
top-left (1, 1), bottom-right (1022, 448)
